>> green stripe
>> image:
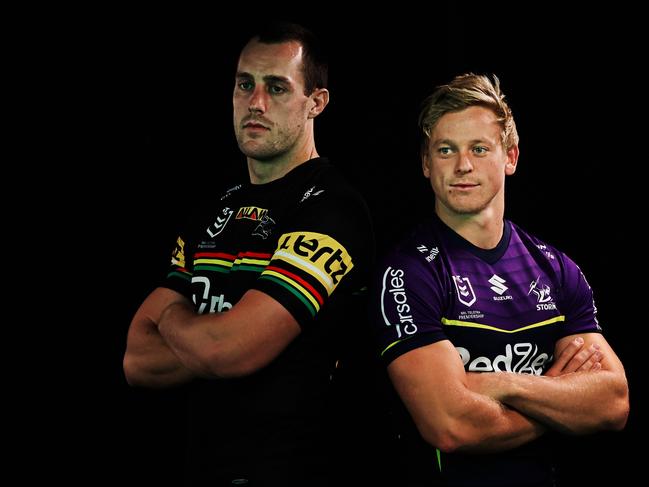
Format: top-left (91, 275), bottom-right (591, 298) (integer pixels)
top-left (193, 264), bottom-right (230, 273)
top-left (436, 448), bottom-right (442, 472)
top-left (232, 264), bottom-right (265, 272)
top-left (167, 271), bottom-right (191, 281)
top-left (259, 275), bottom-right (316, 317)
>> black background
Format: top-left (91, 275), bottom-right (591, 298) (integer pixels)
top-left (50, 6), bottom-right (644, 485)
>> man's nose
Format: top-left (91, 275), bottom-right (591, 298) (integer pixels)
top-left (248, 87), bottom-right (267, 114)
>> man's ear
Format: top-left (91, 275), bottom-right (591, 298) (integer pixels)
top-left (505, 144), bottom-right (519, 175)
top-left (422, 154), bottom-right (431, 178)
top-left (308, 88), bottom-right (329, 119)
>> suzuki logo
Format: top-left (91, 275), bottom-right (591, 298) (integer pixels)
top-left (489, 274), bottom-right (508, 295)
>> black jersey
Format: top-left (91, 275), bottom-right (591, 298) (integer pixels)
top-left (162, 158), bottom-right (374, 485)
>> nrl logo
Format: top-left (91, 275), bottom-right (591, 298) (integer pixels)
top-left (207, 207), bottom-right (234, 238)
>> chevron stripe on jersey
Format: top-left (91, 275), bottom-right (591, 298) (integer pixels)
top-left (259, 231), bottom-right (354, 317)
top-left (193, 251), bottom-right (272, 273)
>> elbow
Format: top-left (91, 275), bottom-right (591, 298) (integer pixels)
top-left (429, 434), bottom-right (463, 454)
top-left (122, 353), bottom-right (175, 388)
top-left (418, 420), bottom-right (470, 453)
top-left (123, 354), bottom-right (147, 387)
top-left (605, 377), bottom-right (630, 431)
top-left (606, 393), bottom-right (630, 431)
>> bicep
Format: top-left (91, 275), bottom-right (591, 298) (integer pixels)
top-left (209, 289), bottom-right (301, 376)
top-left (387, 340), bottom-right (469, 434)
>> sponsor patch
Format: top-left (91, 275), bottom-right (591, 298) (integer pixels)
top-left (236, 206), bottom-right (269, 221)
top-left (271, 231), bottom-right (354, 290)
top-left (380, 266), bottom-right (418, 339)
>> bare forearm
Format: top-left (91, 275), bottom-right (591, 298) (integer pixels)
top-left (478, 371), bottom-right (629, 434)
top-left (437, 391), bottom-right (546, 453)
top-left (124, 319), bottom-right (196, 388)
top-left (390, 342), bottom-right (547, 455)
top-left (157, 302), bottom-right (220, 376)
top-left (398, 377), bottom-right (546, 453)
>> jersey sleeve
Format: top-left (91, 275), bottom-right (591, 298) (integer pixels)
top-left (557, 252), bottom-right (601, 337)
top-left (370, 247), bottom-right (448, 365)
top-left (252, 190), bottom-right (373, 327)
top-left (160, 234), bottom-right (194, 298)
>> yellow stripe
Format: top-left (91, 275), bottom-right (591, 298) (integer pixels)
top-left (441, 315), bottom-right (565, 333)
top-left (272, 250), bottom-right (334, 294)
top-left (380, 336), bottom-right (415, 357)
top-left (194, 258), bottom-right (233, 267)
top-left (233, 257), bottom-right (270, 266)
top-left (262, 269), bottom-right (321, 312)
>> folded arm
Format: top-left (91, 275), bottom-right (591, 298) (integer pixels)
top-left (388, 340), bottom-right (546, 453)
top-left (467, 333), bottom-right (629, 434)
top-left (158, 289), bottom-right (300, 378)
top-left (123, 287), bottom-right (198, 388)
top-left (125, 288), bottom-right (301, 387)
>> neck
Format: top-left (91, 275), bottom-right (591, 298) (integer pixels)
top-left (436, 202), bottom-right (505, 250)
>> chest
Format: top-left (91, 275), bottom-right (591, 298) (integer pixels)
top-left (188, 200), bottom-right (292, 313)
top-left (441, 253), bottom-right (562, 374)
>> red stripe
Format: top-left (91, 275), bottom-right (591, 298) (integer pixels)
top-left (265, 265), bottom-right (325, 305)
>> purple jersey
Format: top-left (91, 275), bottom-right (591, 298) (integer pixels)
top-left (371, 215), bottom-right (600, 486)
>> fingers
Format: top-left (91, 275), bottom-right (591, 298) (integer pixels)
top-left (546, 337), bottom-right (603, 377)
top-left (546, 337), bottom-right (584, 376)
top-left (575, 346), bottom-right (603, 372)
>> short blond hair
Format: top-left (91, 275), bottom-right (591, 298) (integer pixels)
top-left (419, 73), bottom-right (519, 158)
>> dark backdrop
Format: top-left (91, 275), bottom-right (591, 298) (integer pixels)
top-left (65, 7), bottom-right (643, 486)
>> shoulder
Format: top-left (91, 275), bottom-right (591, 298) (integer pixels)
top-left (378, 221), bottom-right (445, 274)
top-left (292, 159), bottom-right (372, 228)
top-left (297, 158), bottom-right (365, 204)
top-left (218, 182), bottom-right (246, 202)
top-left (508, 220), bottom-right (583, 278)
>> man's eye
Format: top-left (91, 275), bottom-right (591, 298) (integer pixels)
top-left (269, 85), bottom-right (286, 94)
top-left (438, 147), bottom-right (452, 155)
top-left (238, 81), bottom-right (253, 91)
top-left (473, 146), bottom-right (488, 155)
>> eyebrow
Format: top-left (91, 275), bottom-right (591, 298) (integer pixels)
top-left (235, 72), bottom-right (292, 85)
top-left (432, 138), bottom-right (495, 146)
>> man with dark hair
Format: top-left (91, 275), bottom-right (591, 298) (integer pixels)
top-left (124, 22), bottom-right (374, 486)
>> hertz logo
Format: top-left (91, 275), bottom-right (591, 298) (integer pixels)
top-left (274, 232), bottom-right (354, 288)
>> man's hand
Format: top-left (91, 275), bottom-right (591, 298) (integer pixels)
top-left (545, 336), bottom-right (602, 377)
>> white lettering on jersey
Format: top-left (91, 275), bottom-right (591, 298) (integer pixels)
top-left (456, 343), bottom-right (550, 375)
top-left (191, 276), bottom-right (232, 314)
top-left (381, 267), bottom-right (418, 339)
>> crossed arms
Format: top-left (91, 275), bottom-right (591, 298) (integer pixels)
top-left (388, 333), bottom-right (629, 453)
top-left (123, 287), bottom-right (300, 387)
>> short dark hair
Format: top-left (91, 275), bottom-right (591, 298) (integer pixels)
top-left (251, 21), bottom-right (328, 95)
